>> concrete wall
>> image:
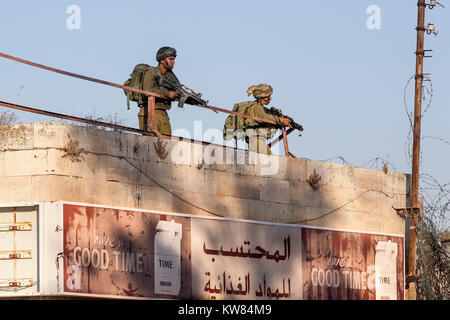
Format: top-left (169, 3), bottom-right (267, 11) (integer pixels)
top-left (0, 122), bottom-right (409, 234)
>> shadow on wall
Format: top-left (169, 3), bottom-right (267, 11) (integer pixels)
top-left (62, 204), bottom-right (192, 299)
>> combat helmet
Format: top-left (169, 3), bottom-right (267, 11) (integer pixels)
top-left (156, 46), bottom-right (177, 61)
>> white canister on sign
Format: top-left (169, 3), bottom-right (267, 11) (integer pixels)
top-left (375, 240), bottom-right (398, 300)
top-left (154, 220), bottom-right (182, 295)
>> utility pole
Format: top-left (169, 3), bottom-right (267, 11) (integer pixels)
top-left (408, 0), bottom-right (426, 300)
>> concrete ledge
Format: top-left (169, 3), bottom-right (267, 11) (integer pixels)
top-left (0, 122), bottom-right (409, 234)
top-left (0, 124), bottom-right (33, 150)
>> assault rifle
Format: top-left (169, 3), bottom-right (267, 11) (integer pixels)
top-left (159, 77), bottom-right (213, 110)
top-left (264, 107), bottom-right (304, 134)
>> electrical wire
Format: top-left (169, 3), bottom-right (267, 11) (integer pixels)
top-left (121, 157), bottom-right (226, 218)
top-left (106, 151), bottom-right (386, 223)
top-left (286, 190), bottom-right (370, 224)
top-left (120, 155), bottom-right (400, 223)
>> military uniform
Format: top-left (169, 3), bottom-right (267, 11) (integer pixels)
top-left (243, 101), bottom-right (281, 155)
top-left (240, 83), bottom-right (282, 155)
top-left (138, 67), bottom-right (180, 135)
top-left (137, 47), bottom-right (180, 136)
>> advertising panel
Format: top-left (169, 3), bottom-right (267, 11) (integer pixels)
top-left (301, 227), bottom-right (405, 300)
top-left (63, 204), bottom-right (191, 299)
top-left (191, 219), bottom-right (302, 300)
top-left (61, 202), bottom-right (405, 300)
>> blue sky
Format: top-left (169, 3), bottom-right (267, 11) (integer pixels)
top-left (0, 1), bottom-right (449, 226)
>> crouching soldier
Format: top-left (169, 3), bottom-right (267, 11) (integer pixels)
top-left (242, 83), bottom-right (291, 155)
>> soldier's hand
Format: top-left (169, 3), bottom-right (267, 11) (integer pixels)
top-left (169, 91), bottom-right (177, 100)
top-left (281, 117), bottom-right (291, 127)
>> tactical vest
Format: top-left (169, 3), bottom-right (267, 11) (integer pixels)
top-left (223, 101), bottom-right (255, 140)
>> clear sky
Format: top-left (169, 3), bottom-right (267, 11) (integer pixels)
top-left (0, 1), bottom-right (449, 227)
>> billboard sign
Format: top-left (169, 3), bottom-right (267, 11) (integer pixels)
top-left (63, 204), bottom-right (191, 299)
top-left (61, 203), bottom-right (404, 300)
top-left (191, 219), bottom-right (302, 300)
top-left (301, 227), bottom-right (404, 300)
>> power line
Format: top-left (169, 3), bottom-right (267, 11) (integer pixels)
top-left (121, 157), bottom-right (226, 218)
top-left (286, 190), bottom-right (370, 224)
top-left (88, 149), bottom-right (387, 223)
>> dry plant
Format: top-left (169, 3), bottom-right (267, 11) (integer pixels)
top-left (307, 169), bottom-right (321, 191)
top-left (61, 134), bottom-right (87, 163)
top-left (0, 110), bottom-right (18, 126)
top-left (153, 138), bottom-right (168, 160)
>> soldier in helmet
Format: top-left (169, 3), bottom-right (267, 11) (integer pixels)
top-left (139, 46), bottom-right (180, 135)
top-left (242, 83), bottom-right (291, 155)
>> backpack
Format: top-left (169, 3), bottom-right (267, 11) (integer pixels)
top-left (223, 101), bottom-right (253, 140)
top-left (123, 64), bottom-right (151, 109)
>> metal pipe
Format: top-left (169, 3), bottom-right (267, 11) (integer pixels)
top-left (0, 52), bottom-right (294, 156)
top-left (268, 128), bottom-right (295, 148)
top-left (147, 96), bottom-right (159, 137)
top-left (0, 52), bottom-right (280, 127)
top-left (0, 52), bottom-right (168, 100)
top-left (0, 99), bottom-right (247, 151)
top-left (281, 127), bottom-right (290, 157)
top-left (0, 100), bottom-right (160, 137)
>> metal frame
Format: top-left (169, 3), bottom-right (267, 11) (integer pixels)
top-left (0, 202), bottom-right (41, 298)
top-left (0, 52), bottom-right (295, 157)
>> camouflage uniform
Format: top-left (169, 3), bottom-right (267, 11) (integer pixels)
top-left (138, 67), bottom-right (180, 136)
top-left (243, 101), bottom-right (281, 155)
top-left (243, 84), bottom-right (282, 155)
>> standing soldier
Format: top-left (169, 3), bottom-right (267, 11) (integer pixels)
top-left (243, 83), bottom-right (291, 155)
top-left (138, 46), bottom-right (180, 135)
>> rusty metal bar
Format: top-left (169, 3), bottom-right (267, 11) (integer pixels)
top-left (0, 52), bottom-right (297, 157)
top-left (147, 96), bottom-right (155, 130)
top-left (0, 100), bottom-right (163, 137)
top-left (0, 222), bottom-right (32, 232)
top-left (0, 52), bottom-right (283, 128)
top-left (268, 128), bottom-right (295, 148)
top-left (0, 250), bottom-right (32, 260)
top-left (0, 52), bottom-right (167, 100)
top-left (0, 99), bottom-right (240, 151)
top-left (1, 99), bottom-right (299, 164)
top-left (0, 278), bottom-right (33, 288)
top-left (146, 96), bottom-right (160, 137)
top-left (281, 127), bottom-right (290, 157)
